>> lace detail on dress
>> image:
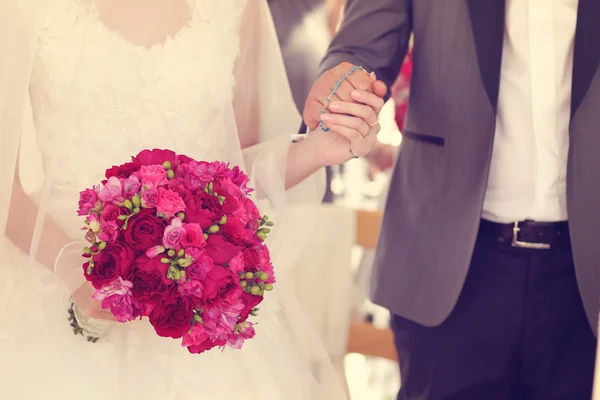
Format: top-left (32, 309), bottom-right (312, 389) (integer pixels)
top-left (30, 0), bottom-right (246, 238)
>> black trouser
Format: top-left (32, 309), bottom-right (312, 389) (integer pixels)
top-left (391, 234), bottom-right (596, 400)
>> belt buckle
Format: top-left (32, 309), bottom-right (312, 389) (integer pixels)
top-left (511, 221), bottom-right (551, 250)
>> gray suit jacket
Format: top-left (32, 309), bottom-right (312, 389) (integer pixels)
top-left (321, 0), bottom-right (600, 333)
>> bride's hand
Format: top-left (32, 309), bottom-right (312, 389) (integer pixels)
top-left (72, 282), bottom-right (116, 321)
top-left (311, 87), bottom-right (385, 166)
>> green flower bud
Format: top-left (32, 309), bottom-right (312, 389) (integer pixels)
top-left (132, 195), bottom-right (141, 207)
top-left (203, 233), bottom-right (209, 240)
top-left (161, 258), bottom-right (171, 264)
top-left (244, 272), bottom-right (254, 280)
top-left (167, 170), bottom-right (175, 180)
top-left (193, 314), bottom-right (203, 324)
top-left (265, 221), bottom-right (274, 227)
top-left (264, 284), bottom-right (274, 291)
top-left (240, 281), bottom-right (248, 288)
top-left (208, 225), bottom-right (220, 234)
top-left (177, 212), bottom-right (185, 220)
top-left (98, 241), bottom-right (107, 251)
top-left (219, 215), bottom-right (228, 225)
top-left (259, 272), bottom-right (269, 281)
top-left (167, 250), bottom-right (176, 258)
top-left (162, 161), bottom-right (172, 170)
top-left (123, 199), bottom-right (133, 210)
top-left (208, 182), bottom-right (213, 192)
top-left (177, 257), bottom-right (193, 268)
top-left (83, 247), bottom-right (93, 255)
top-left (177, 249), bottom-right (185, 258)
top-left (250, 285), bottom-right (261, 295)
top-left (243, 286), bottom-right (251, 293)
top-left (257, 232), bottom-right (266, 241)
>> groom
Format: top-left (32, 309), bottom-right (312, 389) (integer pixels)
top-left (304, 0), bottom-right (600, 399)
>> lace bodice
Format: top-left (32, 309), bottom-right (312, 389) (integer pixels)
top-left (29, 0), bottom-right (246, 238)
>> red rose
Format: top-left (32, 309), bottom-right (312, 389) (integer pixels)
top-left (133, 149), bottom-right (177, 167)
top-left (148, 295), bottom-right (195, 339)
top-left (205, 234), bottom-right (243, 265)
top-left (105, 161), bottom-right (141, 179)
top-left (124, 255), bottom-right (173, 307)
top-left (202, 265), bottom-right (242, 305)
top-left (239, 292), bottom-right (263, 321)
top-left (84, 242), bottom-right (135, 289)
top-left (220, 217), bottom-right (250, 245)
top-left (183, 191), bottom-right (222, 229)
top-left (123, 209), bottom-right (166, 251)
top-left (187, 337), bottom-right (226, 354)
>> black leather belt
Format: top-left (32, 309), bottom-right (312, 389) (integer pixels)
top-left (478, 219), bottom-right (570, 249)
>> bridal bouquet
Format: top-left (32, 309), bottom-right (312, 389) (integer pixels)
top-left (75, 149), bottom-right (275, 353)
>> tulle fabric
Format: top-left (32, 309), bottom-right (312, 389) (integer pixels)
top-left (0, 1), bottom-right (347, 398)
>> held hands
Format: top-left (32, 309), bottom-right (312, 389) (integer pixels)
top-left (303, 62), bottom-right (388, 166)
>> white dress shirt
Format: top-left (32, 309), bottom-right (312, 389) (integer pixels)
top-left (482, 0), bottom-right (578, 223)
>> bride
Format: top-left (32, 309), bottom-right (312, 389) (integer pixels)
top-left (0, 0), bottom-right (383, 399)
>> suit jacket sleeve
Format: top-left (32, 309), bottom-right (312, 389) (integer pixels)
top-left (320, 0), bottom-right (412, 91)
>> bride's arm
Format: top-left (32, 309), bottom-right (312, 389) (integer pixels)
top-left (234, 1), bottom-right (382, 191)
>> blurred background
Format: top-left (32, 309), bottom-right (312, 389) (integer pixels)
top-left (268, 1), bottom-right (413, 398)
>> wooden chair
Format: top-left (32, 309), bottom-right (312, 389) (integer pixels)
top-left (345, 209), bottom-right (398, 361)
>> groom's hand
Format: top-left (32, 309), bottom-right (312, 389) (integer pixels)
top-left (303, 62), bottom-right (388, 130)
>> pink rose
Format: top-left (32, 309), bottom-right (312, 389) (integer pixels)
top-left (133, 149), bottom-right (177, 167)
top-left (141, 187), bottom-right (158, 208)
top-left (181, 223), bottom-right (206, 249)
top-left (163, 218), bottom-right (186, 249)
top-left (138, 165), bottom-right (168, 188)
top-left (93, 277), bottom-right (138, 322)
top-left (78, 188), bottom-right (101, 216)
top-left (156, 187), bottom-right (186, 218)
top-left (122, 175), bottom-right (141, 198)
top-left (98, 220), bottom-right (119, 243)
top-left (97, 176), bottom-right (124, 203)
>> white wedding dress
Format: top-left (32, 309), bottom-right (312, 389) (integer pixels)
top-left (0, 0), bottom-right (348, 399)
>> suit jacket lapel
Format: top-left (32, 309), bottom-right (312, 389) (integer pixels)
top-left (571, 0), bottom-right (600, 119)
top-left (466, 0), bottom-right (506, 113)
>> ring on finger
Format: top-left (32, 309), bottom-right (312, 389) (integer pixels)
top-left (349, 145), bottom-right (359, 159)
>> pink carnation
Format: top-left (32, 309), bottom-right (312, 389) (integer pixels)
top-left (93, 277), bottom-right (137, 322)
top-left (156, 187), bottom-right (186, 218)
top-left (178, 279), bottom-right (203, 298)
top-left (183, 161), bottom-right (213, 191)
top-left (78, 188), bottom-right (101, 216)
top-left (138, 165), bottom-right (168, 188)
